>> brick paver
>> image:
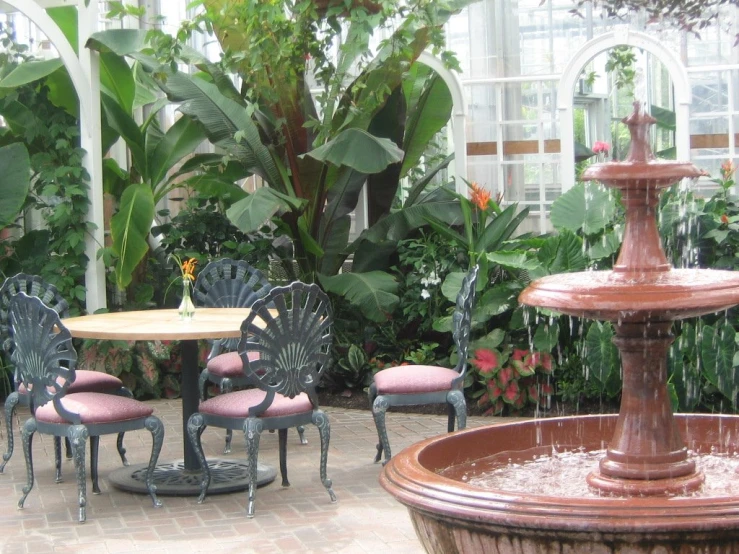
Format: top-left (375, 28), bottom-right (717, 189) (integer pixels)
top-left (0, 399), bottom-right (493, 553)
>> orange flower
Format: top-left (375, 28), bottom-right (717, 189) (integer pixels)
top-left (469, 182), bottom-right (491, 211)
top-left (721, 214), bottom-right (730, 224)
top-left (182, 258), bottom-right (198, 281)
top-left (721, 160), bottom-right (736, 182)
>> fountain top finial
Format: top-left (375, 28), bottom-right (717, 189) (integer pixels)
top-left (623, 101), bottom-right (657, 163)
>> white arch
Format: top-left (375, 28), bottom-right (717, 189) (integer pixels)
top-left (557, 28), bottom-right (692, 192)
top-left (418, 51), bottom-right (468, 194)
top-left (5, 0), bottom-right (106, 312)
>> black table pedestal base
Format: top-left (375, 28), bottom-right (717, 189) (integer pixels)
top-left (108, 459), bottom-right (277, 496)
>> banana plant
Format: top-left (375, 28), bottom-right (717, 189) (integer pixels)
top-left (87, 0), bottom-right (473, 320)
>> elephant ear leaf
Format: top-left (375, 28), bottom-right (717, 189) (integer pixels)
top-left (319, 271), bottom-right (399, 323)
top-left (111, 183), bottom-right (155, 289)
top-left (0, 143), bottom-right (30, 229)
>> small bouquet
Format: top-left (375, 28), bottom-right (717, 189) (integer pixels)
top-left (170, 254), bottom-right (198, 321)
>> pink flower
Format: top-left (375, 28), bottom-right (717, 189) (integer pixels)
top-left (592, 141), bottom-right (611, 155)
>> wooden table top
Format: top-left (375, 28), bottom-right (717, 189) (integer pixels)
top-left (62, 308), bottom-right (255, 341)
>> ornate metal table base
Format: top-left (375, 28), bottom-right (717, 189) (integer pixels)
top-left (108, 459), bottom-right (277, 496)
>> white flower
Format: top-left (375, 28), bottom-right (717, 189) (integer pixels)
top-left (421, 289), bottom-right (431, 300)
top-left (421, 271), bottom-right (441, 287)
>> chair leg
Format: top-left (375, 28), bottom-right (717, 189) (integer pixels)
top-left (54, 437), bottom-right (63, 483)
top-left (0, 391), bottom-right (19, 473)
top-left (198, 369), bottom-right (210, 401)
top-left (312, 410), bottom-right (336, 504)
top-left (278, 429), bottom-right (289, 487)
top-left (296, 425), bottom-right (307, 445)
top-left (448, 390), bottom-right (467, 431)
top-left (243, 418), bottom-right (263, 518)
top-left (221, 379), bottom-right (234, 454)
top-left (144, 415), bottom-right (164, 508)
top-left (17, 417), bottom-right (37, 510)
top-left (116, 432), bottom-right (128, 466)
top-left (65, 436), bottom-right (72, 459)
top-left (68, 425), bottom-right (90, 523)
top-left (186, 413), bottom-right (210, 504)
top-left (90, 436), bottom-right (101, 494)
top-left (371, 395), bottom-right (391, 465)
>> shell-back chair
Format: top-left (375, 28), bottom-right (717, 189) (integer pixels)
top-left (0, 274), bottom-right (131, 478)
top-left (193, 258), bottom-right (306, 452)
top-left (187, 281), bottom-right (336, 518)
top-left (368, 264), bottom-right (479, 464)
top-left (10, 293), bottom-right (164, 522)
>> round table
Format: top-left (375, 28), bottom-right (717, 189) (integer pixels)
top-left (62, 308), bottom-right (277, 496)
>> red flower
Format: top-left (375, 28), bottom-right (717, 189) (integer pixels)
top-left (472, 348), bottom-right (500, 374)
top-left (721, 214), bottom-right (730, 225)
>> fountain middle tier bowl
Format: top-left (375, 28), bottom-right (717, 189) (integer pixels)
top-left (380, 414), bottom-right (739, 554)
top-left (519, 268), bottom-right (739, 322)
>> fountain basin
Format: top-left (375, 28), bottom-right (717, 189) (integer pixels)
top-left (380, 414), bottom-right (739, 553)
top-left (520, 268), bottom-right (739, 322)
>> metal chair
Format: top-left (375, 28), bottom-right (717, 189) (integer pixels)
top-left (187, 282), bottom-right (336, 518)
top-left (368, 265), bottom-right (479, 464)
top-left (193, 258), bottom-right (306, 452)
top-left (0, 274), bottom-right (131, 478)
top-left (10, 293), bottom-right (164, 522)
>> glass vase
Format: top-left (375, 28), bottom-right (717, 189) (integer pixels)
top-left (179, 280), bottom-right (195, 321)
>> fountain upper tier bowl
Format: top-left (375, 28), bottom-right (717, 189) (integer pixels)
top-left (519, 268), bottom-right (739, 322)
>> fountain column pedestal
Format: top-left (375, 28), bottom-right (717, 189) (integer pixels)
top-left (586, 320), bottom-right (704, 496)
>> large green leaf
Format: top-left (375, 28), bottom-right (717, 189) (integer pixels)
top-left (45, 67), bottom-right (79, 117)
top-left (476, 205), bottom-right (530, 253)
top-left (160, 72), bottom-right (284, 189)
top-left (0, 143), bottom-right (30, 229)
top-left (306, 128), bottom-right (403, 173)
top-left (701, 322), bottom-right (738, 402)
top-left (319, 271), bottom-right (399, 323)
top-left (111, 183), bottom-right (155, 289)
top-left (227, 187), bottom-right (295, 234)
top-left (48, 7), bottom-right (79, 54)
top-left (87, 29), bottom-right (150, 57)
top-left (100, 51), bottom-right (136, 115)
top-left (584, 321), bottom-right (621, 393)
top-left (0, 59), bottom-right (64, 88)
top-left (550, 182), bottom-right (618, 234)
top-left (400, 73), bottom-right (452, 178)
top-left (101, 93), bottom-right (147, 180)
top-left (148, 115), bottom-right (206, 194)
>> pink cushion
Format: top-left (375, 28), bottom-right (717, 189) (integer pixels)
top-left (199, 389), bottom-right (312, 419)
top-left (373, 365), bottom-right (459, 394)
top-left (206, 351), bottom-right (259, 378)
top-left (18, 370), bottom-right (124, 395)
top-left (35, 392), bottom-right (154, 425)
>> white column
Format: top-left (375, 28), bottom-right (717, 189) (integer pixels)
top-left (77, 0), bottom-right (107, 313)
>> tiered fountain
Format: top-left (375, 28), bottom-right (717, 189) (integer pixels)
top-left (381, 102), bottom-right (739, 553)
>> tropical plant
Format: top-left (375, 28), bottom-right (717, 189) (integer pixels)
top-left (87, 0), bottom-right (473, 322)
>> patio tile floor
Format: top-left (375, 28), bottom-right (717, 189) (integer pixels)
top-left (0, 399), bottom-right (495, 553)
